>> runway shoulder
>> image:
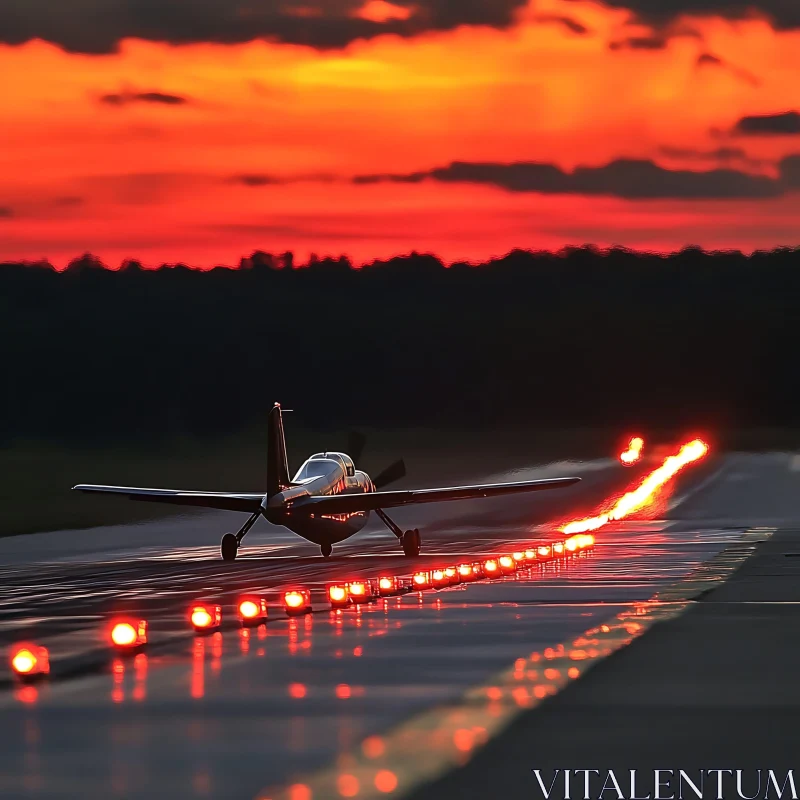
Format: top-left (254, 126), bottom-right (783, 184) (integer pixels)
top-left (407, 525), bottom-right (795, 800)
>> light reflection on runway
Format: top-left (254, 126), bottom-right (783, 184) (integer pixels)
top-left (0, 519), bottom-right (744, 798)
top-left (0, 453), bottom-right (748, 799)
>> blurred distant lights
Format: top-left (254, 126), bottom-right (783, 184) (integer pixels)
top-left (562, 438), bottom-right (709, 535)
top-left (620, 436), bottom-right (645, 465)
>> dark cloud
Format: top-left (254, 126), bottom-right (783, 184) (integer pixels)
top-left (0, 0), bottom-right (528, 54)
top-left (355, 158), bottom-right (785, 199)
top-left (231, 172), bottom-right (336, 186)
top-left (696, 52), bottom-right (722, 66)
top-left (779, 155), bottom-right (800, 187)
top-left (696, 52), bottom-right (760, 85)
top-left (564, 0), bottom-right (800, 32)
top-left (532, 14), bottom-right (590, 35)
top-left (609, 35), bottom-right (667, 50)
top-left (100, 91), bottom-right (189, 106)
top-left (658, 145), bottom-right (767, 168)
top-left (232, 174), bottom-right (283, 187)
top-left (735, 111), bottom-right (800, 135)
top-left (0, 206), bottom-right (12, 218)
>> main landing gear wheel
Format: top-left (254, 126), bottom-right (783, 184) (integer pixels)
top-left (401, 528), bottom-right (421, 557)
top-left (321, 543), bottom-right (333, 558)
top-left (221, 533), bottom-right (238, 561)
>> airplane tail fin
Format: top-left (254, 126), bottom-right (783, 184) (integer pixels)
top-left (267, 403), bottom-right (291, 498)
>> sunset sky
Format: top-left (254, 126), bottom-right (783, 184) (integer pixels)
top-left (2, 0), bottom-right (800, 267)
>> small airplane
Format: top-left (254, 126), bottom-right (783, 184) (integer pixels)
top-left (74, 404), bottom-right (581, 561)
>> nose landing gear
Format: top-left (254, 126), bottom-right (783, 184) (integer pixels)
top-left (321, 543), bottom-right (333, 558)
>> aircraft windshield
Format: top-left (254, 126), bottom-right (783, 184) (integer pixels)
top-left (294, 459), bottom-right (341, 482)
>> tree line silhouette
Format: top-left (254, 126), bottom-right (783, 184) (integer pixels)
top-left (2, 245), bottom-right (798, 446)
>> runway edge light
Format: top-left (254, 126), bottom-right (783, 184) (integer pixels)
top-left (378, 576), bottom-right (400, 597)
top-left (110, 619), bottom-right (148, 651)
top-left (10, 644), bottom-right (50, 680)
top-left (347, 580), bottom-right (373, 604)
top-left (190, 603), bottom-right (222, 633)
top-left (328, 583), bottom-right (350, 608)
top-left (498, 555), bottom-right (516, 575)
top-left (483, 558), bottom-right (500, 578)
top-left (458, 563), bottom-right (476, 582)
top-left (412, 571), bottom-right (432, 591)
top-left (444, 566), bottom-right (460, 585)
top-left (283, 589), bottom-right (312, 617)
top-left (431, 569), bottom-right (449, 590)
top-left (238, 596), bottom-right (268, 627)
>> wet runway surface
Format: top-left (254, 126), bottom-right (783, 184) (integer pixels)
top-left (1, 451), bottom-right (795, 799)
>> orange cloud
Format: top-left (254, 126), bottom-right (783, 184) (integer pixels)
top-left (2, 0), bottom-right (800, 266)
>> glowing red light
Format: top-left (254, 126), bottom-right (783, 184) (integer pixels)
top-left (431, 569), bottom-right (449, 589)
top-left (347, 581), bottom-right (372, 603)
top-left (110, 620), bottom-right (147, 650)
top-left (328, 584), bottom-right (350, 607)
top-left (412, 571), bottom-right (431, 590)
top-left (378, 576), bottom-right (398, 596)
top-left (375, 770), bottom-right (398, 793)
top-left (553, 542), bottom-right (565, 556)
top-left (458, 563), bottom-right (476, 581)
top-left (620, 436), bottom-right (644, 465)
top-left (562, 439), bottom-right (709, 535)
top-left (284, 589), bottom-right (311, 616)
top-left (524, 548), bottom-right (537, 561)
top-left (238, 597), bottom-right (268, 626)
top-left (10, 644), bottom-right (50, 679)
top-left (190, 604), bottom-right (221, 632)
top-left (537, 545), bottom-right (552, 559)
top-left (483, 559), bottom-right (500, 577)
top-left (498, 555), bottom-right (516, 574)
top-left (444, 566), bottom-right (460, 584)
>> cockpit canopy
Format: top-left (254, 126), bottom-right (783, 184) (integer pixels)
top-left (309, 452), bottom-right (356, 477)
top-left (293, 457), bottom-right (345, 483)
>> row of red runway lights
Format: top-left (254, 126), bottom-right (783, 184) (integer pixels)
top-left (8, 533), bottom-right (594, 682)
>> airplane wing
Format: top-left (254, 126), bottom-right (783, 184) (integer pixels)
top-left (289, 476), bottom-right (580, 515)
top-left (72, 485), bottom-right (264, 513)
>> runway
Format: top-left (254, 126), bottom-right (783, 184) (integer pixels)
top-left (0, 449), bottom-right (794, 799)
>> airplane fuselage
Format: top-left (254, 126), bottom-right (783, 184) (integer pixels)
top-left (265, 452), bottom-right (373, 545)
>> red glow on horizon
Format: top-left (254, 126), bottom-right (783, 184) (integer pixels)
top-left (562, 438), bottom-right (709, 535)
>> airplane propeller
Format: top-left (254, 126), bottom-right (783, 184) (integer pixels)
top-left (372, 458), bottom-right (406, 489)
top-left (348, 430), bottom-right (405, 489)
top-left (347, 431), bottom-right (368, 465)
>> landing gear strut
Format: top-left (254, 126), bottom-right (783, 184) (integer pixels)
top-left (321, 543), bottom-right (333, 558)
top-left (375, 509), bottom-right (421, 557)
top-left (220, 510), bottom-right (262, 561)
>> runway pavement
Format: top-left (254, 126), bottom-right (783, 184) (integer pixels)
top-left (0, 449), bottom-right (792, 799)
